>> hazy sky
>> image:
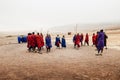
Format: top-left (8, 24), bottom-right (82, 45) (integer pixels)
top-left (0, 0), bottom-right (120, 32)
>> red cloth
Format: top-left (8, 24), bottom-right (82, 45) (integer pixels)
top-left (75, 34), bottom-right (80, 45)
top-left (85, 34), bottom-right (89, 42)
top-left (95, 34), bottom-right (98, 46)
top-left (27, 35), bottom-right (32, 48)
top-left (36, 35), bottom-right (43, 48)
top-left (31, 34), bottom-right (36, 47)
top-left (92, 35), bottom-right (96, 45)
top-left (41, 36), bottom-right (44, 47)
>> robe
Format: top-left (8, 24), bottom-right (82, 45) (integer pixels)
top-left (22, 36), bottom-right (27, 43)
top-left (85, 34), bottom-right (89, 42)
top-left (27, 35), bottom-right (32, 48)
top-left (18, 36), bottom-right (21, 43)
top-left (45, 36), bottom-right (52, 48)
top-left (104, 34), bottom-right (108, 46)
top-left (95, 34), bottom-right (98, 47)
top-left (75, 34), bottom-right (80, 47)
top-left (92, 35), bottom-right (96, 45)
top-left (80, 34), bottom-right (84, 42)
top-left (55, 37), bottom-right (61, 47)
top-left (61, 38), bottom-right (66, 47)
top-left (36, 35), bottom-right (42, 48)
top-left (41, 36), bottom-right (44, 47)
top-left (73, 35), bottom-right (76, 43)
top-left (31, 34), bottom-right (36, 47)
top-left (97, 32), bottom-right (105, 51)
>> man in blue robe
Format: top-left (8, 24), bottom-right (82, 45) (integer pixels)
top-left (61, 35), bottom-right (66, 48)
top-left (45, 34), bottom-right (52, 52)
top-left (55, 35), bottom-right (61, 48)
top-left (18, 36), bottom-right (21, 43)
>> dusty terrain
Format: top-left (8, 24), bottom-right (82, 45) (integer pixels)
top-left (0, 28), bottom-right (120, 80)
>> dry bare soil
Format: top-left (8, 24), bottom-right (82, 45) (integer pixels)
top-left (0, 43), bottom-right (120, 80)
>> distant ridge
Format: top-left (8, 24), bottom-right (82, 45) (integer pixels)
top-left (49, 23), bottom-right (120, 33)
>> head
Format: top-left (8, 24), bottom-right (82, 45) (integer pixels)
top-left (97, 31), bottom-right (99, 34)
top-left (47, 34), bottom-right (49, 36)
top-left (28, 33), bottom-right (31, 35)
top-left (48, 34), bottom-right (51, 38)
top-left (100, 29), bottom-right (103, 32)
top-left (32, 32), bottom-right (35, 35)
top-left (37, 33), bottom-right (39, 35)
top-left (40, 33), bottom-right (43, 36)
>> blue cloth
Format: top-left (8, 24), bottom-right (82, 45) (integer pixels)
top-left (61, 38), bottom-right (66, 47)
top-left (46, 37), bottom-right (52, 48)
top-left (22, 36), bottom-right (27, 42)
top-left (17, 36), bottom-right (27, 43)
top-left (97, 32), bottom-right (105, 51)
top-left (18, 36), bottom-right (21, 43)
top-left (55, 37), bottom-right (60, 46)
top-left (73, 35), bottom-right (76, 42)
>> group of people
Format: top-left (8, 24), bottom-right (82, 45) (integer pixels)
top-left (73, 33), bottom-right (89, 48)
top-left (73, 30), bottom-right (108, 55)
top-left (92, 29), bottom-right (108, 55)
top-left (55, 35), bottom-right (66, 48)
top-left (26, 29), bottom-right (108, 55)
top-left (27, 32), bottom-right (57, 53)
top-left (27, 32), bottom-right (66, 53)
top-left (18, 35), bottom-right (27, 43)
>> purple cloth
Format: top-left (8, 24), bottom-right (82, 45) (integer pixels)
top-left (97, 32), bottom-right (105, 50)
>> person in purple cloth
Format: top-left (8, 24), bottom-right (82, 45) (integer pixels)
top-left (97, 29), bottom-right (105, 55)
top-left (73, 34), bottom-right (77, 48)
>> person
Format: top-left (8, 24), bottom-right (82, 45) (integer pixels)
top-left (45, 34), bottom-right (52, 52)
top-left (18, 36), bottom-right (21, 43)
top-left (80, 33), bottom-right (84, 46)
top-left (36, 33), bottom-right (42, 53)
top-left (73, 34), bottom-right (76, 48)
top-left (95, 31), bottom-right (99, 49)
top-left (92, 33), bottom-right (96, 46)
top-left (27, 33), bottom-right (32, 52)
top-left (97, 29), bottom-right (105, 55)
top-left (104, 32), bottom-right (108, 49)
top-left (40, 33), bottom-right (44, 48)
top-left (61, 35), bottom-right (66, 48)
top-left (84, 33), bottom-right (89, 46)
top-left (75, 33), bottom-right (81, 48)
top-left (55, 35), bottom-right (61, 48)
top-left (31, 32), bottom-right (37, 52)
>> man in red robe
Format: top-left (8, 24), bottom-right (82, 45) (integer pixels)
top-left (40, 33), bottom-right (44, 47)
top-left (95, 32), bottom-right (99, 49)
top-left (75, 33), bottom-right (81, 48)
top-left (80, 33), bottom-right (84, 46)
top-left (36, 33), bottom-right (43, 53)
top-left (84, 33), bottom-right (89, 46)
top-left (31, 32), bottom-right (37, 52)
top-left (27, 33), bottom-right (32, 52)
top-left (92, 33), bottom-right (96, 46)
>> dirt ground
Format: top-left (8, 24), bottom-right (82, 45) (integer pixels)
top-left (0, 43), bottom-right (120, 80)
